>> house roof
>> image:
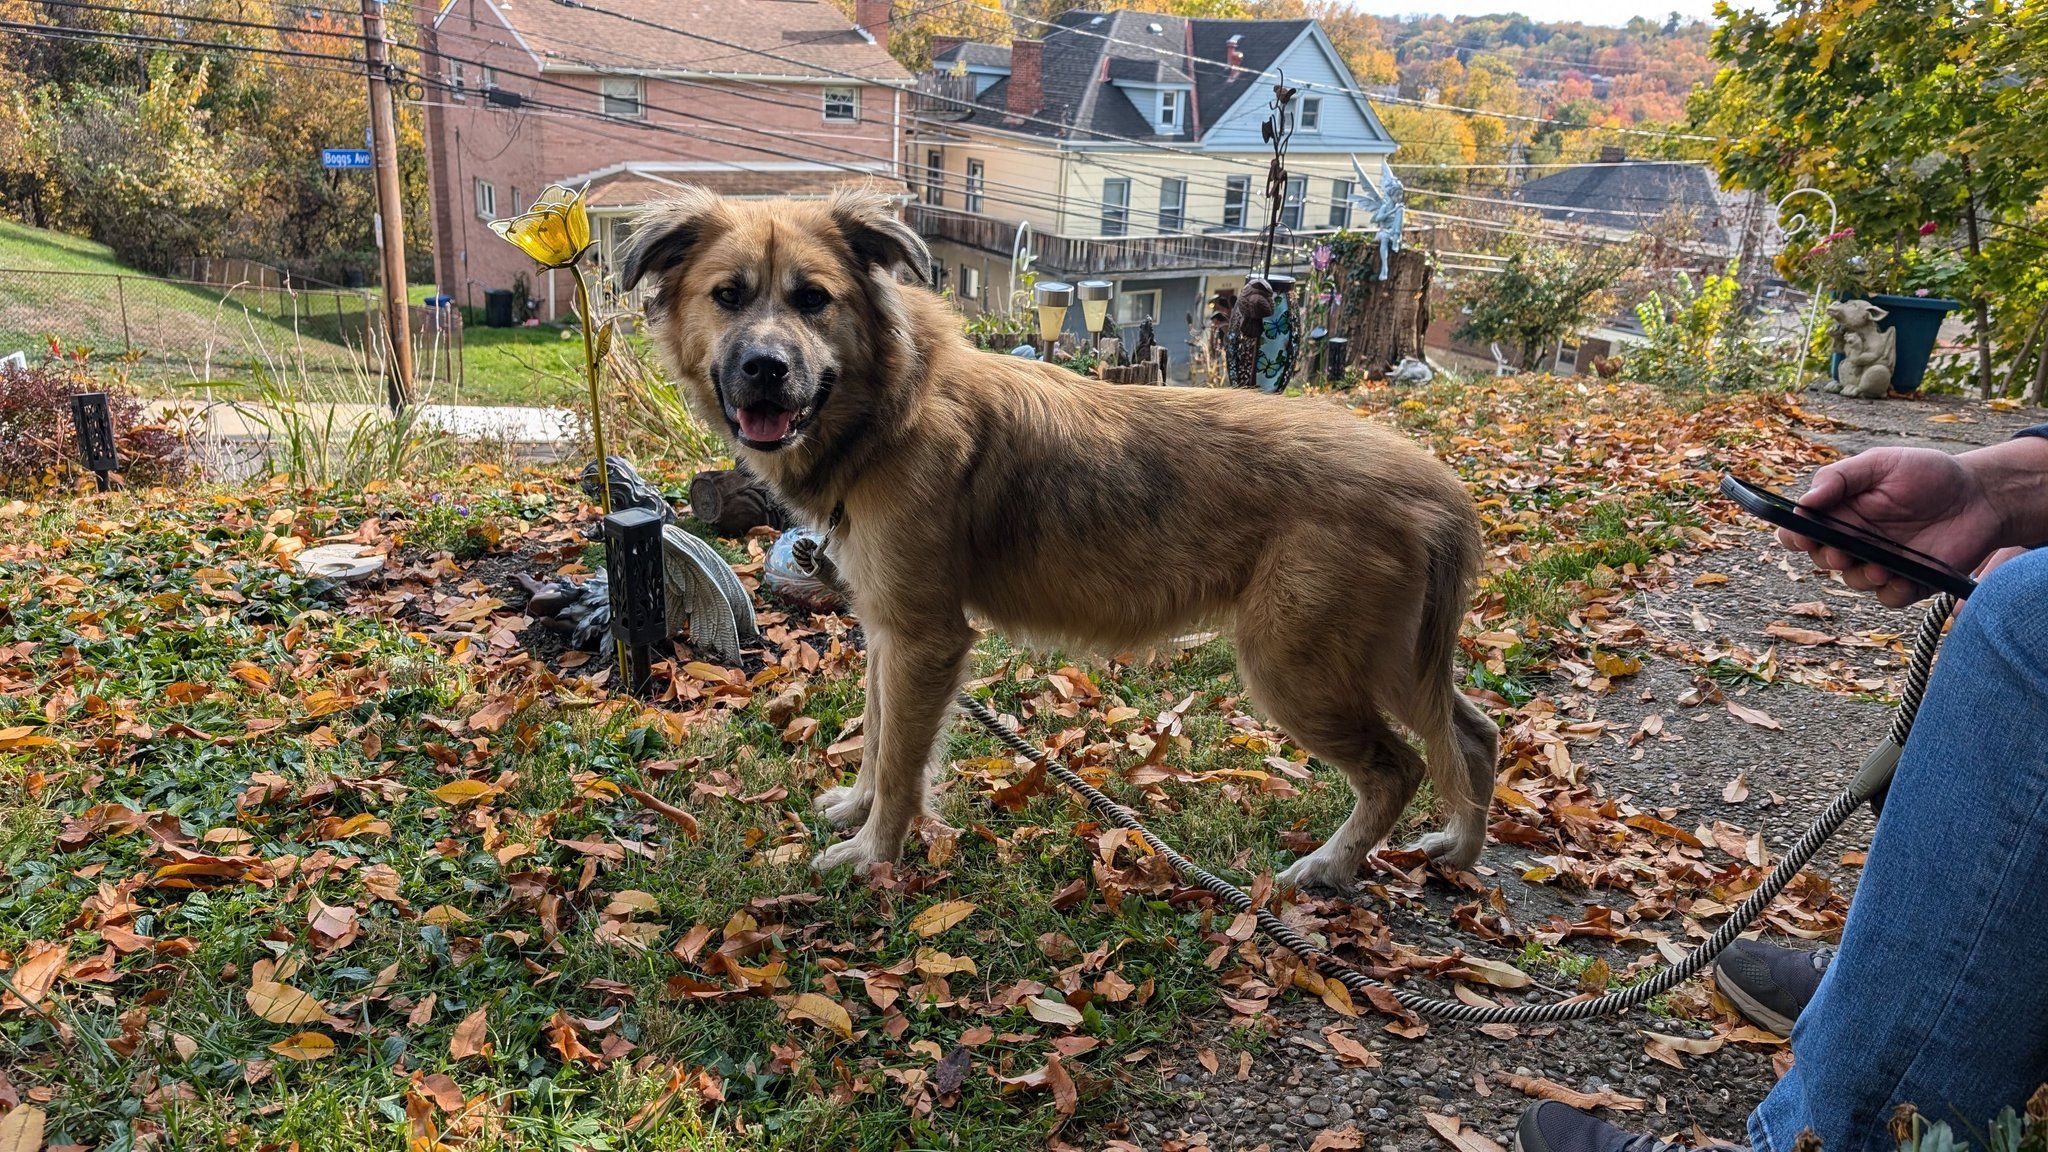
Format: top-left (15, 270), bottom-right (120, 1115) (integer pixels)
top-left (460, 0), bottom-right (909, 83)
top-left (931, 42), bottom-right (1013, 71)
top-left (959, 11), bottom-right (1311, 143)
top-left (583, 167), bottom-right (903, 209)
top-left (1515, 162), bottom-right (1735, 248)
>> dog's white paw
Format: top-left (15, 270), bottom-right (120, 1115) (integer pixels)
top-left (811, 832), bottom-right (894, 877)
top-left (1276, 846), bottom-right (1361, 894)
top-left (1408, 830), bottom-right (1482, 870)
top-left (814, 784), bottom-right (873, 830)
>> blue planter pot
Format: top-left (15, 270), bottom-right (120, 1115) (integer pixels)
top-left (1869, 294), bottom-right (1961, 393)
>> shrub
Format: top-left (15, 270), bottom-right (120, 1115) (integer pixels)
top-left (1628, 267), bottom-right (1784, 392)
top-left (0, 354), bottom-right (190, 493)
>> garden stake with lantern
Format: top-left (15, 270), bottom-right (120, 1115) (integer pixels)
top-left (69, 391), bottom-right (120, 492)
top-left (491, 184), bottom-right (657, 691)
top-left (1227, 82), bottom-right (1302, 392)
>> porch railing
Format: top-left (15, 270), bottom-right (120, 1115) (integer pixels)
top-left (906, 202), bottom-right (1329, 278)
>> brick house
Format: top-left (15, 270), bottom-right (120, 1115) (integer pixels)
top-left (420, 0), bottom-right (911, 315)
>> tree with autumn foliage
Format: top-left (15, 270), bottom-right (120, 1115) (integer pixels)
top-left (1695, 0), bottom-right (2048, 399)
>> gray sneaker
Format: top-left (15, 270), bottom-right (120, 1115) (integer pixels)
top-left (1515, 1102), bottom-right (1748, 1152)
top-left (1713, 939), bottom-right (1833, 1036)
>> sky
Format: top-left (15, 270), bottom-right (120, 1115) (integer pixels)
top-left (1346, 0), bottom-right (1722, 26)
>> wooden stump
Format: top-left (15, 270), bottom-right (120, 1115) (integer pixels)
top-left (687, 468), bottom-right (788, 536)
top-left (1336, 248), bottom-right (1433, 379)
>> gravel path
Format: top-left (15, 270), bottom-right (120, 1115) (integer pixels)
top-left (1114, 389), bottom-right (2044, 1152)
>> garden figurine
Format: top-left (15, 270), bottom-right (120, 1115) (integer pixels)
top-left (1348, 155), bottom-right (1407, 279)
top-left (1825, 298), bottom-right (1896, 398)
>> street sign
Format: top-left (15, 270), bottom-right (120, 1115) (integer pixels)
top-left (322, 148), bottom-right (373, 169)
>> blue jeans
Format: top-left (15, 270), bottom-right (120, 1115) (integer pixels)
top-left (1751, 546), bottom-right (2048, 1152)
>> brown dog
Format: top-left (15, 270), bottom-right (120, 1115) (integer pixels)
top-left (623, 186), bottom-right (1496, 889)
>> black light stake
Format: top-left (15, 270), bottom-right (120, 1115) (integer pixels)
top-left (69, 392), bottom-right (119, 492)
top-left (602, 506), bottom-right (667, 697)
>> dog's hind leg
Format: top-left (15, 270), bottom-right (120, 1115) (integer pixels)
top-left (1405, 691), bottom-right (1498, 868)
top-left (1269, 703), bottom-right (1425, 894)
top-left (813, 616), bottom-right (975, 875)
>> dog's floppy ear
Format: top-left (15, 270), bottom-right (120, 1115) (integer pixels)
top-left (830, 185), bottom-right (933, 285)
top-left (622, 187), bottom-right (724, 292)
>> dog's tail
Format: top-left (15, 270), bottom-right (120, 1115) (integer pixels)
top-left (1412, 506), bottom-right (1487, 815)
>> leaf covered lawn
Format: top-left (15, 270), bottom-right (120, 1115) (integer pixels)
top-left (1, 377), bottom-right (1860, 1150)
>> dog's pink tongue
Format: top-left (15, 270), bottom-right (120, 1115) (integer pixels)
top-left (738, 405), bottom-right (796, 442)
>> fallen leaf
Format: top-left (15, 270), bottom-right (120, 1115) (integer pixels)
top-left (1310, 1126), bottom-right (1368, 1151)
top-left (1722, 773), bottom-right (1750, 803)
top-left (906, 899), bottom-right (977, 938)
top-left (1421, 1111), bottom-right (1506, 1152)
top-left (1725, 701), bottom-right (1781, 730)
top-left (1496, 1072), bottom-right (1644, 1112)
top-left (247, 978), bottom-right (330, 1025)
top-left (0, 1104), bottom-right (46, 1152)
top-left (1323, 1028), bottom-right (1381, 1068)
top-left (1451, 956), bottom-right (1532, 989)
top-left (450, 1006), bottom-right (491, 1060)
top-left (1765, 622), bottom-right (1835, 646)
top-left (1025, 996), bottom-right (1083, 1029)
top-left (268, 1031), bottom-right (336, 1061)
top-left (1044, 1051), bottom-right (1078, 1116)
top-left (430, 779), bottom-right (496, 807)
top-left (780, 992), bottom-right (854, 1040)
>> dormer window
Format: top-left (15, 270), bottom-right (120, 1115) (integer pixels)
top-left (1157, 89), bottom-right (1185, 132)
top-left (1297, 96), bottom-right (1322, 132)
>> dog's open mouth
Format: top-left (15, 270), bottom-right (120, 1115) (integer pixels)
top-left (716, 371), bottom-right (832, 452)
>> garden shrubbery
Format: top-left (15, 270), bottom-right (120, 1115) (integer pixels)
top-left (0, 353), bottom-right (189, 492)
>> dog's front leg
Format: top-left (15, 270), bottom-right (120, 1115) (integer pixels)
top-left (815, 630), bottom-right (887, 830)
top-left (812, 615), bottom-right (974, 876)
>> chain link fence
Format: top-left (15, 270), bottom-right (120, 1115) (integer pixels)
top-left (0, 264), bottom-right (394, 382)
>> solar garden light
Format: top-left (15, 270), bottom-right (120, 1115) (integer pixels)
top-left (69, 392), bottom-right (119, 492)
top-left (1324, 335), bottom-right (1351, 382)
top-left (602, 506), bottom-right (667, 697)
top-left (1076, 280), bottom-right (1115, 341)
top-left (1033, 281), bottom-right (1073, 358)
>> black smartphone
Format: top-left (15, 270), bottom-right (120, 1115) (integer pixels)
top-left (1720, 474), bottom-right (1978, 601)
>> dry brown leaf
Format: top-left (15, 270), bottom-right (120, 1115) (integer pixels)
top-left (1451, 956), bottom-right (1531, 989)
top-left (1722, 773), bottom-right (1750, 803)
top-left (906, 900), bottom-right (977, 937)
top-left (430, 779), bottom-right (496, 807)
top-left (1310, 1126), bottom-right (1368, 1151)
top-left (1045, 1052), bottom-right (1078, 1116)
top-left (268, 1031), bottom-right (336, 1061)
top-left (0, 1103), bottom-right (46, 1152)
top-left (247, 978), bottom-right (330, 1025)
top-left (780, 992), bottom-right (854, 1040)
top-left (1421, 1111), bottom-right (1506, 1152)
top-left (1025, 995), bottom-right (1084, 1029)
top-left (1497, 1072), bottom-right (1645, 1112)
top-left (1323, 1028), bottom-right (1381, 1068)
top-left (450, 1006), bottom-right (491, 1060)
top-left (1725, 701), bottom-right (1782, 730)
top-left (1765, 622), bottom-right (1836, 646)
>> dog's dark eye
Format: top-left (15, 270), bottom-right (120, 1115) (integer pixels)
top-left (791, 286), bottom-right (831, 312)
top-left (711, 284), bottom-right (742, 310)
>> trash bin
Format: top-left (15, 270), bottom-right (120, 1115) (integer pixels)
top-left (483, 288), bottom-right (515, 328)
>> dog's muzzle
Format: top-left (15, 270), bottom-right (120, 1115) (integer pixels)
top-left (713, 344), bottom-right (831, 452)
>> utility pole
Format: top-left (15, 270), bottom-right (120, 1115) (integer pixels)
top-left (362, 0), bottom-right (415, 410)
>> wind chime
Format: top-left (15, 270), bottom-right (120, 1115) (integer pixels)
top-left (1226, 82), bottom-right (1302, 393)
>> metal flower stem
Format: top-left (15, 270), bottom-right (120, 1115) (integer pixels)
top-left (1775, 187), bottom-right (1838, 387)
top-left (571, 262), bottom-right (632, 688)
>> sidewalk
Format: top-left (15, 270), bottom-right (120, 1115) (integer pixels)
top-left (149, 398), bottom-right (577, 445)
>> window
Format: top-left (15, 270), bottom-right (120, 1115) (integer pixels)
top-left (481, 66), bottom-right (499, 90)
top-left (1157, 177), bottom-right (1186, 233)
top-left (964, 159), bottom-right (985, 214)
top-left (1101, 178), bottom-right (1130, 237)
top-left (924, 149), bottom-right (943, 206)
top-left (600, 76), bottom-right (644, 119)
top-left (474, 178), bottom-right (496, 220)
top-left (1157, 89), bottom-right (1184, 132)
top-left (1115, 288), bottom-right (1160, 327)
top-left (1329, 179), bottom-right (1352, 229)
top-left (823, 86), bottom-right (858, 122)
top-left (510, 187), bottom-right (522, 219)
top-left (449, 61), bottom-right (467, 98)
top-left (1297, 96), bottom-right (1321, 132)
top-left (1280, 176), bottom-right (1306, 231)
top-left (960, 264), bottom-right (983, 308)
top-left (1223, 176), bottom-right (1249, 229)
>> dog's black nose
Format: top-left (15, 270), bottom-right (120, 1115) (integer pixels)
top-left (740, 352), bottom-right (789, 384)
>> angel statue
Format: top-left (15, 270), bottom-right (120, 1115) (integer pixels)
top-left (1348, 156), bottom-right (1406, 280)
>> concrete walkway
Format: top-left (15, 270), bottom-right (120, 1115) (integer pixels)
top-left (149, 398), bottom-right (577, 444)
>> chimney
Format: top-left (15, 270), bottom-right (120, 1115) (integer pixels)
top-left (1007, 38), bottom-right (1043, 117)
top-left (854, 0), bottom-right (890, 52)
top-left (929, 34), bottom-right (965, 64)
top-left (1226, 34), bottom-right (1243, 71)
top-left (1598, 144), bottom-right (1627, 164)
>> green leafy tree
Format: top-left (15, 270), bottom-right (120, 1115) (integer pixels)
top-left (1453, 229), bottom-right (1636, 370)
top-left (1695, 0), bottom-right (2048, 398)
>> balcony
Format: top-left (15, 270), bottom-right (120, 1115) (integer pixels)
top-left (908, 203), bottom-right (1321, 278)
top-left (912, 72), bottom-right (980, 121)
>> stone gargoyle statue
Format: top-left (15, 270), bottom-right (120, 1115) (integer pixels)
top-left (1824, 299), bottom-right (1896, 399)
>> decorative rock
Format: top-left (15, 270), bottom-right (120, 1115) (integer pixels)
top-left (293, 543), bottom-right (383, 581)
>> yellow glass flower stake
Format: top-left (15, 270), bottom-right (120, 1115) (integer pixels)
top-left (490, 185), bottom-right (631, 684)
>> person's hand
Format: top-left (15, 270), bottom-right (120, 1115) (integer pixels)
top-left (1777, 446), bottom-right (2005, 608)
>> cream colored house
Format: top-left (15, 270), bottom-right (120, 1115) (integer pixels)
top-left (907, 11), bottom-right (1397, 371)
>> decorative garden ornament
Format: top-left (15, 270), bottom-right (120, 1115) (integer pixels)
top-left (1226, 278), bottom-right (1276, 389)
top-left (1823, 299), bottom-right (1896, 399)
top-left (1348, 156), bottom-right (1406, 279)
top-left (1773, 187), bottom-right (1838, 386)
top-left (1255, 274), bottom-right (1301, 393)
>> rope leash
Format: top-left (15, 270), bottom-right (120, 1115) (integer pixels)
top-left (953, 592), bottom-right (1956, 1025)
